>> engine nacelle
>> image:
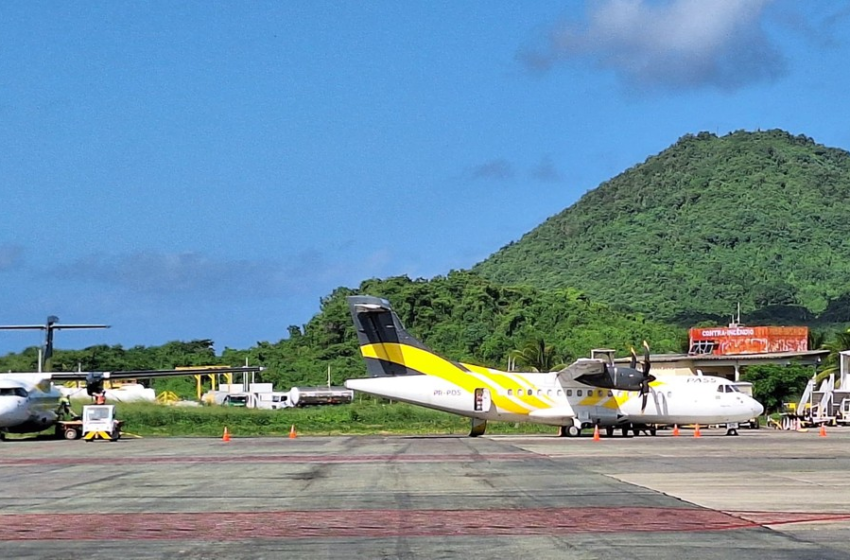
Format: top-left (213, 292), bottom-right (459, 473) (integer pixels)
top-left (85, 372), bottom-right (105, 396)
top-left (576, 366), bottom-right (652, 392)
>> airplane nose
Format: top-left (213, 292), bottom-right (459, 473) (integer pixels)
top-left (751, 398), bottom-right (764, 417)
top-left (0, 399), bottom-right (24, 427)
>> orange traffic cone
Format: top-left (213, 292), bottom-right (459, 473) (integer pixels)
top-left (693, 424), bottom-right (702, 438)
top-left (819, 423), bottom-right (827, 437)
top-left (672, 424), bottom-right (680, 437)
top-left (222, 427), bottom-right (231, 442)
top-left (289, 424), bottom-right (297, 439)
top-left (592, 425), bottom-right (600, 441)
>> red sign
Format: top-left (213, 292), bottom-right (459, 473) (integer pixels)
top-left (689, 326), bottom-right (808, 355)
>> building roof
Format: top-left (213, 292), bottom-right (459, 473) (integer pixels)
top-left (615, 349), bottom-right (829, 366)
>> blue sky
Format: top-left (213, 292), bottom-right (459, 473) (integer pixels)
top-left (2, 1), bottom-right (849, 356)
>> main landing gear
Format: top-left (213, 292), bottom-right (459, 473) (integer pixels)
top-left (559, 423), bottom-right (659, 438)
top-left (558, 425), bottom-right (582, 437)
top-left (469, 418), bottom-right (488, 437)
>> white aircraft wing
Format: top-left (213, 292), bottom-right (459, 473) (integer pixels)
top-left (0, 324), bottom-right (109, 330)
top-left (554, 358), bottom-right (607, 382)
top-left (48, 366), bottom-right (264, 382)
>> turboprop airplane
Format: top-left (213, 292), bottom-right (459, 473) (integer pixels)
top-left (0, 365), bottom-right (264, 440)
top-left (345, 295), bottom-right (764, 437)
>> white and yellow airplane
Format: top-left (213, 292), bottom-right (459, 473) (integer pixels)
top-left (345, 295), bottom-right (764, 437)
top-left (0, 366), bottom-right (264, 440)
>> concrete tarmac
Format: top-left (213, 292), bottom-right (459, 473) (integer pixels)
top-left (1, 427), bottom-right (849, 559)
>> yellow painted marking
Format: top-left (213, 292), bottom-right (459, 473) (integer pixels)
top-left (83, 431), bottom-right (112, 440)
top-left (361, 344), bottom-right (563, 413)
top-left (359, 342), bottom-right (672, 419)
top-left (362, 344), bottom-right (529, 413)
top-left (602, 398), bottom-right (621, 410)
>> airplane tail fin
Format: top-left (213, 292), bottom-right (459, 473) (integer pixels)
top-left (347, 295), bottom-right (430, 377)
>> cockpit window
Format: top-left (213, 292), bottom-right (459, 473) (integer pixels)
top-left (718, 385), bottom-right (740, 393)
top-left (0, 387), bottom-right (28, 398)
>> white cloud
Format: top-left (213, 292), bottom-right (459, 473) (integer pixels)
top-left (531, 156), bottom-right (562, 183)
top-left (49, 251), bottom-right (300, 299)
top-left (469, 158), bottom-right (515, 181)
top-left (520, 0), bottom-right (786, 91)
top-left (0, 244), bottom-right (24, 272)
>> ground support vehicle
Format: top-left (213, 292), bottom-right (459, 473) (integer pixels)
top-left (55, 405), bottom-right (123, 441)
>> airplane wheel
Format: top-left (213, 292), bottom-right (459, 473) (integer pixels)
top-left (605, 426), bottom-right (615, 438)
top-left (649, 426), bottom-right (657, 437)
top-left (567, 425), bottom-right (581, 437)
top-left (632, 426), bottom-right (641, 437)
top-left (620, 427), bottom-right (629, 437)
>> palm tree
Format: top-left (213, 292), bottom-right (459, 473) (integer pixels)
top-left (816, 328), bottom-right (850, 385)
top-left (509, 338), bottom-right (566, 372)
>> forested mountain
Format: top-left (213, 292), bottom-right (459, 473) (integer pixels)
top-left (0, 272), bottom-right (684, 395)
top-left (8, 129), bottom-right (850, 395)
top-left (474, 130), bottom-right (850, 327)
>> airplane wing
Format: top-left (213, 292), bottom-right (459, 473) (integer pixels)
top-left (48, 366), bottom-right (265, 382)
top-left (554, 358), bottom-right (607, 381)
top-left (0, 324), bottom-right (110, 330)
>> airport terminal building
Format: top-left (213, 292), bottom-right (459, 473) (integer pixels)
top-left (616, 324), bottom-right (829, 381)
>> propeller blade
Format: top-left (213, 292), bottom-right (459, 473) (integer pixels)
top-left (640, 341), bottom-right (651, 413)
top-left (629, 347), bottom-right (637, 370)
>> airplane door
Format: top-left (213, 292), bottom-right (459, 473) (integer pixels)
top-left (652, 390), bottom-right (668, 416)
top-left (474, 388), bottom-right (491, 413)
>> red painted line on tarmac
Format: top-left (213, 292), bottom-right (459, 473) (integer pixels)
top-left (0, 507), bottom-right (757, 541)
top-left (0, 453), bottom-right (530, 467)
top-left (725, 511), bottom-right (850, 526)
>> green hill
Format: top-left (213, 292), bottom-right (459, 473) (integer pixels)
top-left (474, 130), bottom-right (850, 326)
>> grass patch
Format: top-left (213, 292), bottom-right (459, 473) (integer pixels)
top-left (92, 402), bottom-right (560, 437)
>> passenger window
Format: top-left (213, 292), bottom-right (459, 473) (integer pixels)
top-left (547, 389), bottom-right (552, 396)
top-left (577, 390), bottom-right (583, 397)
top-left (537, 390), bottom-right (542, 396)
top-left (527, 389), bottom-right (533, 396)
top-left (597, 390), bottom-right (603, 397)
top-left (507, 389), bottom-right (513, 396)
top-left (607, 390), bottom-right (613, 397)
top-left (567, 390), bottom-right (572, 397)
top-left (557, 390), bottom-right (563, 396)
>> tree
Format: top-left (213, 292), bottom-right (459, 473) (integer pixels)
top-left (743, 364), bottom-right (813, 414)
top-left (816, 328), bottom-right (850, 385)
top-left (509, 338), bottom-right (565, 373)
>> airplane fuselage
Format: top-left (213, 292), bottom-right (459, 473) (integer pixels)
top-left (346, 369), bottom-right (763, 427)
top-left (0, 374), bottom-right (62, 433)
